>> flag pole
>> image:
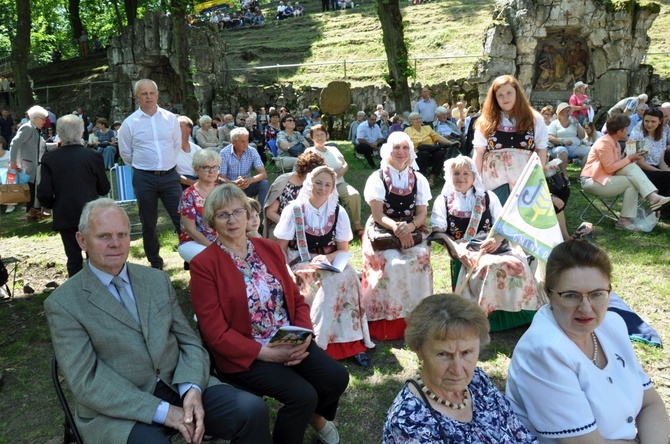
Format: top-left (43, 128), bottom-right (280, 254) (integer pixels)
top-left (454, 229), bottom-right (495, 295)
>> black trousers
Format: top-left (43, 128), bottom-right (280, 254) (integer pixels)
top-left (127, 381), bottom-right (271, 444)
top-left (224, 343), bottom-right (349, 444)
top-left (355, 141), bottom-right (377, 168)
top-left (59, 228), bottom-right (83, 277)
top-left (132, 168), bottom-right (182, 268)
top-left (416, 144), bottom-right (446, 177)
top-left (321, 0), bottom-right (329, 11)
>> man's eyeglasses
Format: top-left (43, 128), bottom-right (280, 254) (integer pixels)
top-left (215, 208), bottom-right (247, 221)
top-left (549, 288), bottom-right (611, 307)
top-left (284, 119), bottom-right (295, 122)
top-left (199, 165), bottom-right (220, 172)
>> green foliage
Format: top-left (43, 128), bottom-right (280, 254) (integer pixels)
top-left (0, 0), bottom-right (167, 65)
top-left (597, 0), bottom-right (661, 13)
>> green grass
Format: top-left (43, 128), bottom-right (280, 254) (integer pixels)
top-left (222, 0), bottom-right (670, 87)
top-left (647, 0), bottom-right (670, 78)
top-left (1, 140), bottom-right (669, 442)
top-left (222, 0), bottom-right (492, 87)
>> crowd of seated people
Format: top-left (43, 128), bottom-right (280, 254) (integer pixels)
top-left (276, 0), bottom-right (305, 19)
top-left (19, 85), bottom-right (670, 444)
top-left (207, 1), bottom-right (264, 29)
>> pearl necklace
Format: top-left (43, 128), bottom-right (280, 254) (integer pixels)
top-left (591, 331), bottom-right (599, 365)
top-left (415, 374), bottom-right (469, 410)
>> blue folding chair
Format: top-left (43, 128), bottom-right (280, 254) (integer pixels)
top-left (108, 164), bottom-right (142, 235)
top-left (267, 139), bottom-right (288, 174)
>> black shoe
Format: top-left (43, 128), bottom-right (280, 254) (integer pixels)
top-left (151, 262), bottom-right (164, 270)
top-left (353, 352), bottom-right (371, 368)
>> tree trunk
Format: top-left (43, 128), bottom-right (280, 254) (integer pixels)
top-left (68, 0), bottom-right (84, 51)
top-left (12, 0), bottom-right (33, 112)
top-left (125, 0), bottom-right (139, 27)
top-left (109, 0), bottom-right (125, 29)
top-left (376, 0), bottom-right (412, 113)
top-left (171, 0), bottom-right (199, 118)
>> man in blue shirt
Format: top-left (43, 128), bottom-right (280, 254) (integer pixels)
top-left (413, 86), bottom-right (437, 126)
top-left (218, 127), bottom-right (269, 209)
top-left (355, 113), bottom-right (384, 169)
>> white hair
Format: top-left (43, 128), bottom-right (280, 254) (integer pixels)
top-left (230, 127), bottom-right (249, 141)
top-left (199, 115), bottom-right (212, 126)
top-left (27, 105), bottom-right (48, 120)
top-left (79, 198), bottom-right (130, 234)
top-left (56, 114), bottom-right (85, 145)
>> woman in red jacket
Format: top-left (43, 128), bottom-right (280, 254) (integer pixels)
top-left (189, 184), bottom-right (348, 444)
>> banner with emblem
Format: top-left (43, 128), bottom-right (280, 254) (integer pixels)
top-left (490, 152), bottom-right (563, 262)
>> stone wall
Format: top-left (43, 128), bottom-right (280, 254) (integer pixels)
top-left (107, 12), bottom-right (226, 121)
top-left (470, 0), bottom-right (661, 113)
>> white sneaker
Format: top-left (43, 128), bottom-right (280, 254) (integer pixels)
top-left (5, 205), bottom-right (16, 213)
top-left (316, 421), bottom-right (339, 444)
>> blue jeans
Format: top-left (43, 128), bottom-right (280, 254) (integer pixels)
top-left (244, 179), bottom-right (270, 211)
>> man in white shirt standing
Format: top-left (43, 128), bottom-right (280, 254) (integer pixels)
top-left (118, 79), bottom-right (182, 270)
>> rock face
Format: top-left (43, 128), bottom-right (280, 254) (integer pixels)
top-left (107, 12), bottom-right (226, 120)
top-left (470, 0), bottom-right (660, 112)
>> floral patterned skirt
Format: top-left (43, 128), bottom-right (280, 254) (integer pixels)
top-left (361, 217), bottom-right (433, 339)
top-left (457, 243), bottom-right (545, 315)
top-left (481, 148), bottom-right (532, 193)
top-left (290, 251), bottom-right (374, 357)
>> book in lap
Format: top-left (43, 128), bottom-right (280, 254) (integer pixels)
top-left (311, 251), bottom-right (351, 273)
top-left (268, 326), bottom-right (313, 347)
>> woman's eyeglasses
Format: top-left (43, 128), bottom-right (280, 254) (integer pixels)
top-left (200, 165), bottom-right (220, 172)
top-left (285, 119), bottom-right (295, 122)
top-left (215, 208), bottom-right (247, 221)
top-left (549, 288), bottom-right (611, 307)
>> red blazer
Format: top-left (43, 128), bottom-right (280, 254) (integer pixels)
top-left (189, 237), bottom-right (312, 373)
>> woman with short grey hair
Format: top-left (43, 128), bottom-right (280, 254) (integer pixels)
top-left (177, 148), bottom-right (222, 262)
top-left (195, 114), bottom-right (220, 149)
top-left (9, 105), bottom-right (58, 219)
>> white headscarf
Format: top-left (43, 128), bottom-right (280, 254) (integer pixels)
top-left (440, 155), bottom-right (486, 198)
top-left (294, 165), bottom-right (340, 213)
top-left (380, 131), bottom-right (419, 171)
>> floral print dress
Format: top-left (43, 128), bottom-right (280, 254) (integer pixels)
top-left (431, 189), bottom-right (543, 316)
top-left (474, 113), bottom-right (548, 201)
top-left (361, 167), bottom-right (433, 340)
top-left (274, 201), bottom-right (374, 359)
top-left (383, 368), bottom-right (539, 443)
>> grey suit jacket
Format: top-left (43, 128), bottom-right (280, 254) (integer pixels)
top-left (9, 121), bottom-right (57, 182)
top-left (44, 263), bottom-right (216, 444)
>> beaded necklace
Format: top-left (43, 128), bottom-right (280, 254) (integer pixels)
top-left (415, 374), bottom-right (470, 410)
top-left (591, 331), bottom-right (599, 365)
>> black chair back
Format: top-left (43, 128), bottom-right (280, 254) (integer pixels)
top-left (51, 356), bottom-right (84, 444)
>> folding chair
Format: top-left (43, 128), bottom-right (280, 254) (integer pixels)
top-left (579, 188), bottom-right (620, 226)
top-left (266, 139), bottom-right (288, 174)
top-left (52, 356), bottom-right (84, 444)
top-left (108, 164), bottom-right (142, 235)
top-left (352, 146), bottom-right (369, 168)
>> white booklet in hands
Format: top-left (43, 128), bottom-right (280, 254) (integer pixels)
top-left (311, 251), bottom-right (351, 273)
top-left (625, 140), bottom-right (649, 157)
top-left (268, 326), bottom-right (313, 347)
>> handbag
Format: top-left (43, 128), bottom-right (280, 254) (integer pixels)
top-left (546, 171), bottom-right (569, 195)
top-left (368, 222), bottom-right (422, 251)
top-left (466, 237), bottom-right (512, 255)
top-left (0, 169), bottom-right (30, 204)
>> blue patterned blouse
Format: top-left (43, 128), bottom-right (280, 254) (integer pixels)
top-left (383, 367), bottom-right (538, 443)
